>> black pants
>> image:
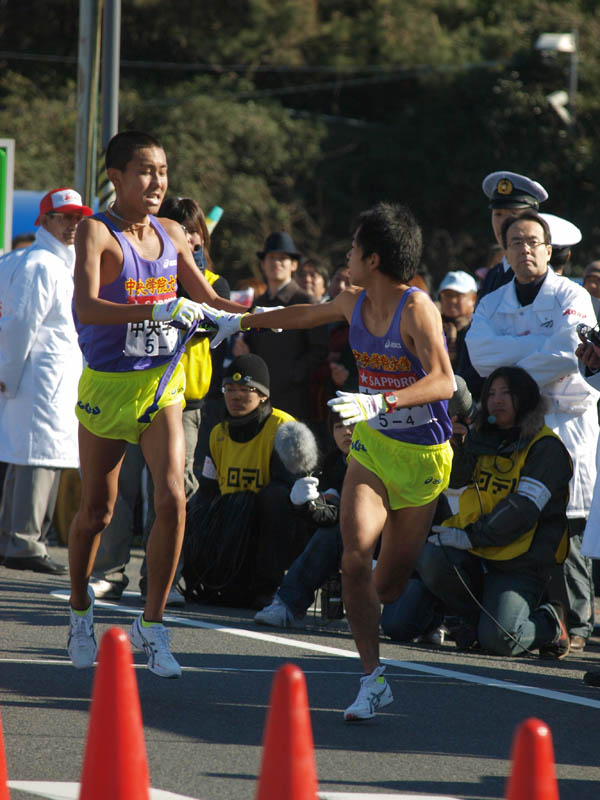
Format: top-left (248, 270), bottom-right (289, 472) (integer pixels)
top-left (184, 482), bottom-right (312, 608)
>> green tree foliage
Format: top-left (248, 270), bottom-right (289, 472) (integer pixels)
top-left (2, 0), bottom-right (600, 284)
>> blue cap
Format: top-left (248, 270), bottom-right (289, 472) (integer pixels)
top-left (482, 171), bottom-right (548, 209)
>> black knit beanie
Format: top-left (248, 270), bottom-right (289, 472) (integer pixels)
top-left (223, 354), bottom-right (270, 397)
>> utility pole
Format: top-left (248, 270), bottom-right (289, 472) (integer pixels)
top-left (98, 0), bottom-right (121, 210)
top-left (75, 0), bottom-right (103, 207)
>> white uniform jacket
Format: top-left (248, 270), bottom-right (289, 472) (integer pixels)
top-left (579, 365), bottom-right (600, 557)
top-left (466, 268), bottom-right (599, 519)
top-left (0, 227), bottom-right (82, 467)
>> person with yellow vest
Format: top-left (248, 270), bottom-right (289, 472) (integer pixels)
top-left (158, 196), bottom-right (231, 498)
top-left (418, 366), bottom-right (573, 659)
top-left (184, 354), bottom-right (314, 609)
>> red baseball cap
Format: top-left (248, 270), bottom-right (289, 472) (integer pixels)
top-left (35, 187), bottom-right (93, 225)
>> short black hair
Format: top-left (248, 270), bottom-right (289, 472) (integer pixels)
top-left (105, 130), bottom-right (163, 171)
top-left (500, 211), bottom-right (551, 250)
top-left (300, 258), bottom-right (329, 282)
top-left (355, 202), bottom-right (422, 282)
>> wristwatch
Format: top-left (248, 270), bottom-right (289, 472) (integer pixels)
top-left (383, 392), bottom-right (398, 412)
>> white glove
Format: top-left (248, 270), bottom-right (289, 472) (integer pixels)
top-left (253, 305), bottom-right (284, 332)
top-left (151, 297), bottom-right (205, 327)
top-left (327, 391), bottom-right (385, 425)
top-left (290, 476), bottom-right (320, 506)
top-left (429, 525), bottom-right (472, 550)
top-left (200, 305), bottom-right (249, 349)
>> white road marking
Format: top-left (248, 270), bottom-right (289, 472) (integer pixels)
top-left (7, 782), bottom-right (197, 799)
top-left (7, 782), bottom-right (460, 800)
top-left (0, 657), bottom-right (362, 676)
top-left (49, 589), bottom-right (600, 710)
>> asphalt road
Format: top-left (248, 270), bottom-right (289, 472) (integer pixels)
top-left (1, 545), bottom-right (600, 800)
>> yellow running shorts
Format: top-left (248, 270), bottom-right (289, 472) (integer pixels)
top-left (348, 422), bottom-right (452, 510)
top-left (75, 361), bottom-right (185, 444)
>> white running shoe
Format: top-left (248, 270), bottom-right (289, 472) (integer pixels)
top-left (254, 595), bottom-right (301, 628)
top-left (129, 615), bottom-right (182, 678)
top-left (68, 588), bottom-right (97, 669)
top-left (344, 665), bottom-right (393, 721)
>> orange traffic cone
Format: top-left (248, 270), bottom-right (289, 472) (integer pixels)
top-left (0, 707), bottom-right (9, 800)
top-left (255, 663), bottom-right (319, 800)
top-left (79, 627), bottom-right (150, 800)
top-left (506, 717), bottom-right (559, 800)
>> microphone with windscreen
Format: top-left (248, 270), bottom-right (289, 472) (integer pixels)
top-left (448, 375), bottom-right (478, 422)
top-left (274, 421), bottom-right (320, 476)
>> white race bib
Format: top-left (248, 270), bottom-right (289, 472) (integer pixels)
top-left (368, 404), bottom-right (433, 431)
top-left (124, 319), bottom-right (178, 357)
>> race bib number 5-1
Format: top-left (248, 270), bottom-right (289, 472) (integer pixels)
top-left (124, 320), bottom-right (178, 357)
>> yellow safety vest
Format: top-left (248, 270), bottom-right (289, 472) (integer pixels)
top-left (444, 425), bottom-right (569, 563)
top-left (180, 268), bottom-right (220, 402)
top-left (209, 408), bottom-right (295, 495)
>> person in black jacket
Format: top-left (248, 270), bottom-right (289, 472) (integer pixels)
top-left (254, 411), bottom-right (353, 626)
top-left (183, 354), bottom-right (313, 609)
top-left (234, 232), bottom-right (329, 422)
top-left (416, 367), bottom-right (573, 658)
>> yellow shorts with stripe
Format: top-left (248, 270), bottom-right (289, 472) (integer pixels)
top-left (75, 361), bottom-right (185, 444)
top-left (348, 422), bottom-right (452, 510)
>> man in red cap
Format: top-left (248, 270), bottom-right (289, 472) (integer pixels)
top-left (0, 188), bottom-right (92, 574)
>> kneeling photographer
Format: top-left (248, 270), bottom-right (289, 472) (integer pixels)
top-left (386, 367), bottom-right (573, 658)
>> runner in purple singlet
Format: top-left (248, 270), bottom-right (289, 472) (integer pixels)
top-left (67, 131), bottom-right (247, 677)
top-left (219, 203), bottom-right (455, 719)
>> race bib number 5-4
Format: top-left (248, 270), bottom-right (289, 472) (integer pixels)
top-left (124, 320), bottom-right (178, 357)
top-left (368, 404), bottom-right (433, 431)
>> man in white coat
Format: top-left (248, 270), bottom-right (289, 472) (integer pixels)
top-left (466, 211), bottom-right (599, 650)
top-left (0, 188), bottom-right (91, 573)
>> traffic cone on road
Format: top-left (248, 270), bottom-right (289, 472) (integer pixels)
top-left (0, 707), bottom-right (9, 800)
top-left (79, 627), bottom-right (150, 800)
top-left (255, 663), bottom-right (318, 800)
top-left (505, 717), bottom-right (559, 800)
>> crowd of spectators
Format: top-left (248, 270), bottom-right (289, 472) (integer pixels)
top-left (3, 164), bottom-right (600, 674)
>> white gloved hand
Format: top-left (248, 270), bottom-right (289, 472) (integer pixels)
top-left (290, 476), bottom-right (320, 506)
top-left (200, 304), bottom-right (249, 349)
top-left (327, 391), bottom-right (385, 425)
top-left (429, 525), bottom-right (472, 550)
top-left (151, 297), bottom-right (205, 327)
top-left (253, 305), bottom-right (284, 332)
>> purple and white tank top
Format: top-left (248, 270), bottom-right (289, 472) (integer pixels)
top-left (74, 213), bottom-right (179, 372)
top-left (349, 287), bottom-right (452, 445)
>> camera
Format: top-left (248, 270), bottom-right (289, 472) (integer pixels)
top-left (576, 323), bottom-right (600, 349)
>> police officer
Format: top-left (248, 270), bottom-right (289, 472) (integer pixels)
top-left (480, 170), bottom-right (549, 297)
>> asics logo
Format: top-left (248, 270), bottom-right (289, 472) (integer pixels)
top-left (77, 401), bottom-right (101, 415)
top-left (369, 684), bottom-right (388, 713)
top-left (142, 641), bottom-right (155, 667)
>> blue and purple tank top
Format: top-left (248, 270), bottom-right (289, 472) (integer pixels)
top-left (73, 213), bottom-right (179, 372)
top-left (349, 287), bottom-right (452, 446)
